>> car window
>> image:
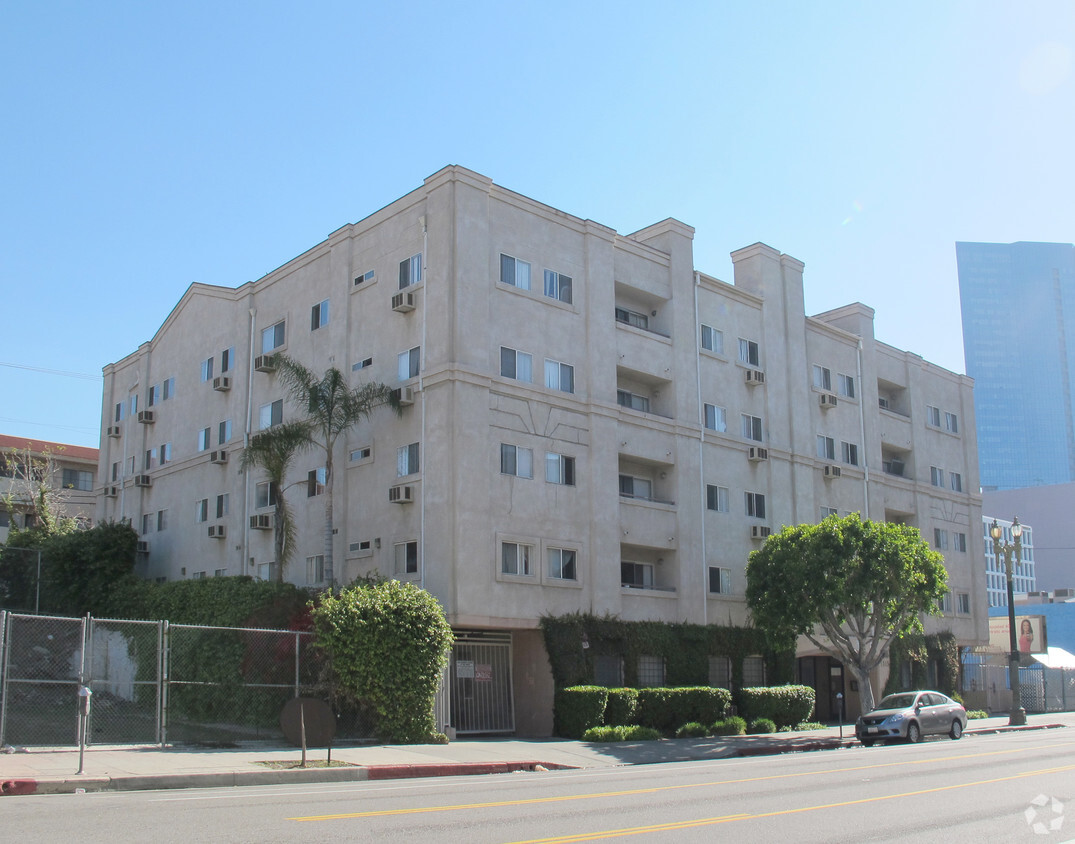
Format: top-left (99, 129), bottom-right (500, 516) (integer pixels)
top-left (879, 694), bottom-right (916, 709)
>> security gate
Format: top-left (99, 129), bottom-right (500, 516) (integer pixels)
top-left (449, 631), bottom-right (514, 734)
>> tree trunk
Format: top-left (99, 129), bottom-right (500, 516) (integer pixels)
top-left (323, 454), bottom-right (334, 586)
top-left (852, 662), bottom-right (877, 713)
top-left (273, 500), bottom-right (286, 583)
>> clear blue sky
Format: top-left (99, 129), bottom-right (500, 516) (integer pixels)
top-left (2, 1), bottom-right (1072, 449)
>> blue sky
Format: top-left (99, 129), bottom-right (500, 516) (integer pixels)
top-left (2, 1), bottom-right (1072, 449)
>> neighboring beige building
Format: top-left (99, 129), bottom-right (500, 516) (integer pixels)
top-left (97, 166), bottom-right (986, 732)
top-left (0, 435), bottom-right (98, 543)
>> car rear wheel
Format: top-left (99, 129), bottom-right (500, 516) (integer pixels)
top-left (906, 722), bottom-right (921, 743)
top-left (949, 720), bottom-right (963, 740)
top-left (860, 739), bottom-right (875, 747)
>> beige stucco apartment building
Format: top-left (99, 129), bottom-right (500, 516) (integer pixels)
top-left (97, 166), bottom-right (985, 733)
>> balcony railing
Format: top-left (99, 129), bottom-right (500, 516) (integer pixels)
top-left (620, 583), bottom-right (677, 593)
top-left (615, 307), bottom-right (670, 338)
top-left (619, 491), bottom-right (676, 506)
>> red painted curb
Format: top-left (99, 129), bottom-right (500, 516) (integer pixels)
top-left (1, 779), bottom-right (38, 796)
top-left (365, 761), bottom-right (564, 780)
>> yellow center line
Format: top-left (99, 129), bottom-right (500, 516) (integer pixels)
top-left (506, 763), bottom-right (1075, 844)
top-left (288, 739), bottom-right (1075, 822)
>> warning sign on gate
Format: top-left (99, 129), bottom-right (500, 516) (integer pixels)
top-left (475, 664), bottom-right (492, 682)
top-left (456, 660), bottom-right (475, 679)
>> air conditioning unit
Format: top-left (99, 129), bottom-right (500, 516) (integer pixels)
top-left (209, 450), bottom-right (228, 464)
top-left (208, 524), bottom-right (227, 539)
top-left (104, 486), bottom-right (118, 498)
top-left (824, 464), bottom-right (842, 479)
top-left (878, 397), bottom-right (890, 410)
top-left (748, 446), bottom-right (769, 461)
top-left (134, 474), bottom-right (152, 487)
top-left (136, 541), bottom-right (149, 554)
top-left (391, 291), bottom-right (416, 313)
top-left (212, 375), bottom-right (231, 392)
top-left (819, 393), bottom-right (838, 408)
top-left (389, 484), bottom-right (414, 504)
top-left (137, 410), bottom-right (155, 424)
top-left (254, 354), bottom-right (276, 372)
top-left (349, 541), bottom-right (374, 559)
top-left (107, 425), bottom-right (121, 438)
top-left (249, 514), bottom-right (273, 530)
top-left (391, 386), bottom-right (415, 407)
top-left (745, 369), bottom-right (766, 385)
top-left (750, 525), bottom-right (772, 540)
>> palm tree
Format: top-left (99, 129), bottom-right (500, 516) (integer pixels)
top-left (271, 353), bottom-right (399, 585)
top-left (240, 421), bottom-right (311, 583)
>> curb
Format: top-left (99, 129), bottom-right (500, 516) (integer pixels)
top-left (365, 761), bottom-right (572, 780)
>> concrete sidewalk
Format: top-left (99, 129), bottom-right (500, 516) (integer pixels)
top-left (2, 713), bottom-right (1071, 796)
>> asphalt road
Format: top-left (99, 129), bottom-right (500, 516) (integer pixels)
top-left (6, 731), bottom-right (1075, 843)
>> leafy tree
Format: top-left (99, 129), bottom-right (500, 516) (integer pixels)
top-left (271, 354), bottom-right (398, 585)
top-left (240, 421), bottom-right (312, 583)
top-left (745, 513), bottom-right (948, 712)
top-left (0, 442), bottom-right (80, 536)
top-left (312, 579), bottom-right (453, 743)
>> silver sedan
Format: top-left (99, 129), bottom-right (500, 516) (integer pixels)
top-left (855, 691), bottom-right (968, 746)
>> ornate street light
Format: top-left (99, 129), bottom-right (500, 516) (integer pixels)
top-left (989, 517), bottom-right (1026, 726)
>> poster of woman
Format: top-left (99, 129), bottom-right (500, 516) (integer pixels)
top-left (1019, 618), bottom-right (1035, 654)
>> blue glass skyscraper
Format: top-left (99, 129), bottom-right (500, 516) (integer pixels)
top-left (957, 241), bottom-right (1075, 490)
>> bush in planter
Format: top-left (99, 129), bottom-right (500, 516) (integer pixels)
top-left (555, 686), bottom-right (609, 739)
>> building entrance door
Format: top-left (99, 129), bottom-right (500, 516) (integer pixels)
top-left (450, 631), bottom-right (514, 734)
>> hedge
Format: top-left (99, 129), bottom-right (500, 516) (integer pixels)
top-left (555, 686), bottom-right (609, 739)
top-left (603, 688), bottom-right (639, 726)
top-left (738, 685), bottom-right (815, 728)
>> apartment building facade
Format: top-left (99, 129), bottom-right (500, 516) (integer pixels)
top-left (1, 435), bottom-right (98, 544)
top-left (98, 166), bottom-right (986, 733)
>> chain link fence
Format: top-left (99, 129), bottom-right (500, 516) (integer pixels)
top-left (0, 610), bottom-right (375, 747)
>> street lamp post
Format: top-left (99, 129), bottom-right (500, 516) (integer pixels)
top-left (989, 517), bottom-right (1026, 726)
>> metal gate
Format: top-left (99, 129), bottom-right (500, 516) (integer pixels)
top-left (449, 631), bottom-right (514, 734)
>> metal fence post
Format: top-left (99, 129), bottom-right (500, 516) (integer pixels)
top-left (294, 631), bottom-right (301, 699)
top-left (160, 620), bottom-right (169, 746)
top-left (0, 610), bottom-right (8, 747)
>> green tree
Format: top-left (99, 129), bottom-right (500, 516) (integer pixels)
top-left (271, 354), bottom-right (398, 585)
top-left (0, 442), bottom-right (79, 537)
top-left (240, 421), bottom-right (312, 583)
top-left (745, 513), bottom-right (948, 712)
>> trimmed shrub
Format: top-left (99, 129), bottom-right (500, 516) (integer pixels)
top-left (712, 716), bottom-right (746, 736)
top-left (795, 722), bottom-right (826, 731)
top-left (738, 685), bottom-right (815, 729)
top-left (637, 686), bottom-right (732, 733)
top-left (748, 718), bottom-right (776, 734)
top-left (555, 686), bottom-right (609, 739)
top-left (604, 688), bottom-right (640, 726)
top-left (675, 721), bottom-right (709, 738)
top-left (967, 710), bottom-right (988, 720)
top-left (622, 725), bottom-right (661, 741)
top-left (582, 725), bottom-right (662, 742)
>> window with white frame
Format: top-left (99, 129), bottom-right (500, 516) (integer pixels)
top-left (617, 389), bottom-right (649, 412)
top-left (926, 405), bottom-right (942, 427)
top-left (399, 253), bottom-right (422, 289)
top-left (500, 347), bottom-right (533, 382)
top-left (500, 444), bottom-right (533, 478)
top-left (745, 491), bottom-right (766, 519)
top-left (615, 306), bottom-right (648, 329)
top-left (741, 414), bottom-right (763, 442)
top-left (307, 467), bottom-right (326, 497)
top-left (147, 384), bottom-right (160, 407)
top-left (310, 299), bottom-right (329, 330)
top-left (619, 474), bottom-right (652, 501)
top-left (708, 566), bottom-right (731, 594)
top-left (621, 561), bottom-right (654, 588)
top-left (820, 506), bottom-right (838, 519)
top-left (130, 395), bottom-right (138, 415)
top-left (704, 403), bottom-right (727, 433)
top-left (547, 548), bottom-right (577, 581)
top-left (709, 656), bottom-right (731, 689)
top-left (157, 509), bottom-right (167, 531)
top-left (934, 528), bottom-right (949, 550)
top-left (162, 377), bottom-right (175, 400)
top-left (501, 542), bottom-right (533, 576)
top-left (543, 269), bottom-right (572, 304)
top-left (545, 452), bottom-right (575, 485)
top-left (261, 320), bottom-right (285, 353)
top-left (306, 555), bottom-right (325, 585)
top-left (398, 347), bottom-right (420, 380)
top-left (950, 472), bottom-right (963, 492)
top-left (62, 469), bottom-right (93, 491)
top-left (201, 357), bottom-right (214, 382)
top-left (255, 481), bottom-right (277, 509)
top-left (738, 338), bottom-right (760, 367)
top-left (945, 411), bottom-right (959, 433)
top-left (397, 442), bottom-right (420, 476)
top-left (259, 400), bottom-right (282, 429)
top-left (817, 435), bottom-right (835, 460)
top-left (111, 462), bottom-right (119, 481)
top-left (395, 540), bottom-right (419, 574)
top-left (220, 347), bottom-right (233, 373)
top-left (841, 441), bottom-right (859, 466)
top-left (198, 427), bottom-right (211, 451)
top-left (953, 532), bottom-right (967, 552)
top-left (544, 359), bottom-right (574, 393)
top-left (192, 571), bottom-right (207, 580)
top-left (195, 499), bottom-right (208, 523)
top-left (637, 655), bottom-right (665, 688)
top-left (937, 591), bottom-right (952, 612)
top-left (115, 402), bottom-right (124, 422)
top-left (706, 484), bottom-right (729, 512)
top-left (742, 656), bottom-right (767, 686)
top-left (700, 324), bottom-right (723, 354)
top-left (142, 513), bottom-right (153, 534)
top-left (930, 466), bottom-right (944, 487)
top-left (350, 446), bottom-right (372, 463)
top-left (957, 592), bottom-right (971, 614)
top-left (838, 373), bottom-right (855, 398)
top-left (216, 493), bottom-right (229, 518)
top-left (352, 357), bottom-right (373, 372)
top-left (144, 447), bottom-right (158, 471)
top-left (812, 365), bottom-right (831, 391)
top-left (160, 442), bottom-right (172, 465)
top-left (499, 254), bottom-right (531, 290)
top-left (218, 419), bottom-right (232, 445)
top-left (354, 269), bottom-right (375, 287)
top-left (126, 455), bottom-right (135, 474)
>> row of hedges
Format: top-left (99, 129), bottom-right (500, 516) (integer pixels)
top-left (738, 685), bottom-right (815, 729)
top-left (555, 685), bottom-right (733, 738)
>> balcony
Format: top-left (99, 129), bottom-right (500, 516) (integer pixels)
top-left (616, 366), bottom-right (673, 419)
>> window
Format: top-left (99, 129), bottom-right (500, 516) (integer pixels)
top-left (820, 506), bottom-right (838, 519)
top-left (934, 528), bottom-right (949, 550)
top-left (310, 299), bottom-right (330, 330)
top-left (259, 400), bottom-right (282, 429)
top-left (957, 593), bottom-right (971, 614)
top-left (162, 377), bottom-right (175, 400)
top-left (700, 324), bottom-right (723, 354)
top-left (619, 475), bottom-right (652, 501)
top-left (218, 419), bottom-right (232, 445)
top-left (954, 532), bottom-right (968, 552)
top-left (838, 373), bottom-right (855, 398)
top-left (704, 404), bottom-right (727, 433)
top-left (617, 389), bottom-right (649, 413)
top-left (198, 427), bottom-right (211, 451)
top-left (708, 566), bottom-right (731, 594)
top-left (61, 469), bottom-right (93, 491)
top-left (306, 555), bottom-right (325, 585)
top-left (397, 442), bottom-right (420, 476)
top-left (352, 357), bottom-right (373, 372)
top-left (945, 412), bottom-right (959, 433)
top-left (142, 513), bottom-right (153, 534)
top-left (130, 395), bottom-right (138, 415)
top-left (545, 452), bottom-right (575, 485)
top-left (926, 405), bottom-right (942, 427)
top-left (500, 444), bottom-right (533, 478)
top-left (195, 499), bottom-right (208, 523)
top-left (111, 462), bottom-right (119, 482)
top-left (544, 359), bottom-right (574, 393)
top-left (114, 402), bottom-right (124, 422)
top-left (216, 493), bottom-right (229, 518)
top-left (157, 509), bottom-right (167, 531)
top-left (743, 656), bottom-right (767, 686)
top-left (709, 656), bottom-right (731, 689)
top-left (543, 269), bottom-right (572, 304)
top-left (738, 338), bottom-right (759, 366)
top-left (615, 307), bottom-right (648, 329)
top-left (621, 562), bottom-right (654, 588)
top-left (214, 569), bottom-right (226, 578)
top-left (255, 481), bottom-right (277, 509)
top-left (354, 269), bottom-right (375, 287)
top-left (637, 655), bottom-right (665, 688)
top-left (741, 414), bottom-right (763, 442)
top-left (950, 472), bottom-right (963, 492)
top-left (395, 540), bottom-right (419, 574)
top-left (307, 467), bottom-right (327, 497)
top-left (930, 466), bottom-right (944, 487)
top-left (937, 592), bottom-right (952, 613)
top-left (192, 571), bottom-right (207, 580)
top-left (399, 253), bottom-right (422, 289)
top-left (220, 347), bottom-right (233, 373)
top-left (547, 548), bottom-right (577, 580)
top-left (350, 446), bottom-right (372, 462)
top-left (145, 447), bottom-right (158, 471)
top-left (127, 456), bottom-right (135, 474)
top-left (745, 491), bottom-right (766, 519)
top-left (501, 542), bottom-right (533, 576)
top-left (261, 320), bottom-right (285, 353)
top-left (706, 484), bottom-right (729, 512)
top-left (812, 365), bottom-right (831, 391)
top-left (500, 347), bottom-right (533, 382)
top-left (398, 347), bottom-right (420, 380)
top-left (148, 384), bottom-right (160, 407)
top-left (201, 357), bottom-right (214, 382)
top-left (499, 254), bottom-right (531, 290)
top-left (841, 441), bottom-right (858, 466)
top-left (160, 443), bottom-right (172, 465)
top-left (816, 435), bottom-right (835, 460)
top-left (0, 511), bottom-right (9, 529)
